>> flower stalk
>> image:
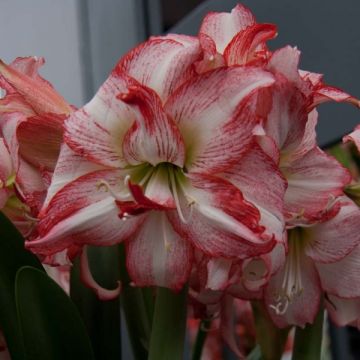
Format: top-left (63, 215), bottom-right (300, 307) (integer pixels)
top-left (148, 286), bottom-right (188, 360)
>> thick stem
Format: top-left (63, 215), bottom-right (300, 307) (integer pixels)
top-left (292, 307), bottom-right (324, 360)
top-left (191, 319), bottom-right (211, 360)
top-left (119, 245), bottom-right (152, 360)
top-left (251, 301), bottom-right (290, 360)
top-left (148, 286), bottom-right (188, 360)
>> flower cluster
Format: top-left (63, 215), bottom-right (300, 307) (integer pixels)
top-left (1, 4), bottom-right (360, 334)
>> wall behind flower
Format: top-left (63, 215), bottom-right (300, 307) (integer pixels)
top-left (0, 0), bottom-right (144, 107)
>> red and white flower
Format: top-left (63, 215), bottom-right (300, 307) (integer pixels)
top-left (27, 35), bottom-right (287, 291)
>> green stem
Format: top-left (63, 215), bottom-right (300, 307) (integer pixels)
top-left (292, 307), bottom-right (324, 360)
top-left (251, 301), bottom-right (290, 360)
top-left (148, 286), bottom-right (188, 360)
top-left (119, 245), bottom-right (153, 360)
top-left (191, 319), bottom-right (211, 360)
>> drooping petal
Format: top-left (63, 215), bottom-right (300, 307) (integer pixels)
top-left (126, 212), bottom-right (193, 290)
top-left (0, 93), bottom-right (35, 116)
top-left (0, 57), bottom-right (71, 114)
top-left (283, 147), bottom-right (351, 222)
top-left (224, 23), bottom-right (277, 66)
top-left (165, 66), bottom-right (275, 173)
top-left (265, 254), bottom-right (322, 328)
top-left (305, 198), bottom-right (360, 263)
top-left (116, 36), bottom-right (200, 100)
top-left (64, 70), bottom-right (137, 168)
top-left (120, 84), bottom-right (185, 167)
top-left (16, 113), bottom-right (65, 171)
top-left (316, 245), bottom-right (360, 298)
top-left (168, 174), bottom-right (274, 259)
top-left (223, 142), bottom-right (287, 244)
top-left (199, 4), bottom-right (256, 53)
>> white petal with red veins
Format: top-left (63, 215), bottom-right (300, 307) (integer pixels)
top-left (199, 4), bottom-right (256, 53)
top-left (126, 212), bottom-right (192, 290)
top-left (316, 245), bottom-right (360, 298)
top-left (165, 66), bottom-right (275, 173)
top-left (305, 198), bottom-right (360, 263)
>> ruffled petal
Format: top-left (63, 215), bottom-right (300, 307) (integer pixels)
top-left (316, 245), bottom-right (360, 298)
top-left (283, 147), bottom-right (351, 222)
top-left (224, 23), bottom-right (277, 66)
top-left (199, 4), bottom-right (256, 53)
top-left (120, 84), bottom-right (185, 167)
top-left (116, 36), bottom-right (200, 100)
top-left (305, 198), bottom-right (360, 263)
top-left (126, 212), bottom-right (192, 290)
top-left (64, 70), bottom-right (137, 168)
top-left (165, 66), bottom-right (275, 173)
top-left (168, 173), bottom-right (274, 259)
top-left (0, 57), bottom-right (71, 114)
top-left (222, 142), bottom-right (286, 244)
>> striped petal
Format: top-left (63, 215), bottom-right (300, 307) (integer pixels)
top-left (199, 4), bottom-right (256, 53)
top-left (126, 212), bottom-right (193, 290)
top-left (165, 66), bottom-right (275, 173)
top-left (120, 84), bottom-right (185, 167)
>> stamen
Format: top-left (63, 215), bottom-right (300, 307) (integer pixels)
top-left (169, 170), bottom-right (188, 224)
top-left (270, 230), bottom-right (304, 315)
top-left (96, 180), bottom-right (131, 201)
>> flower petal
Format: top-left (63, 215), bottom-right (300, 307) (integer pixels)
top-left (344, 125), bottom-right (360, 152)
top-left (165, 66), bottom-right (275, 173)
top-left (0, 138), bottom-right (12, 183)
top-left (283, 147), bottom-right (351, 222)
top-left (16, 113), bottom-right (64, 171)
top-left (126, 212), bottom-right (193, 290)
top-left (224, 23), bottom-right (277, 66)
top-left (120, 84), bottom-right (185, 167)
top-left (64, 70), bottom-right (137, 168)
top-left (27, 169), bottom-right (143, 255)
top-left (116, 36), bottom-right (200, 100)
top-left (325, 295), bottom-right (360, 327)
top-left (265, 254), bottom-right (321, 328)
top-left (222, 142), bottom-right (286, 243)
top-left (168, 174), bottom-right (274, 259)
top-left (305, 198), bottom-right (360, 263)
top-left (316, 245), bottom-right (360, 298)
top-left (0, 57), bottom-right (71, 114)
top-left (199, 4), bottom-right (256, 53)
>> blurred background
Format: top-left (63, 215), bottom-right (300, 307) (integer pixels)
top-left (1, 0), bottom-right (359, 358)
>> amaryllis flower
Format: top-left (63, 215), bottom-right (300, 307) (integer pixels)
top-left (27, 36), bottom-right (287, 291)
top-left (0, 57), bottom-right (72, 213)
top-left (264, 197), bottom-right (360, 328)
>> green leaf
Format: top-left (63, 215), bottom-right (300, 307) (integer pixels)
top-left (251, 301), bottom-right (290, 360)
top-left (292, 307), bottom-right (324, 360)
top-left (16, 266), bottom-right (95, 360)
top-left (70, 245), bottom-right (121, 360)
top-left (148, 286), bottom-right (188, 360)
top-left (0, 211), bottom-right (43, 360)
